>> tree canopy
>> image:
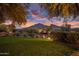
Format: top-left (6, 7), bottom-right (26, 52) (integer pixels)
top-left (40, 3), bottom-right (79, 18)
top-left (0, 3), bottom-right (27, 24)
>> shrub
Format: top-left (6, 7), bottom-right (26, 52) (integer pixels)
top-left (51, 31), bottom-right (79, 48)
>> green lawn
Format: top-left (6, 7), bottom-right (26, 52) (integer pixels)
top-left (0, 37), bottom-right (74, 56)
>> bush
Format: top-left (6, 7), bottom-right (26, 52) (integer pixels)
top-left (51, 31), bottom-right (79, 48)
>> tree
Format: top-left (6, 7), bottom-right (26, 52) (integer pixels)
top-left (0, 4), bottom-right (27, 24)
top-left (40, 4), bottom-right (79, 30)
top-left (41, 4), bottom-right (79, 17)
top-left (40, 4), bottom-right (79, 43)
top-left (0, 4), bottom-right (28, 33)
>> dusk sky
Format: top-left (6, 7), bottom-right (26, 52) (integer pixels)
top-left (22, 3), bottom-right (79, 29)
top-left (3, 3), bottom-right (79, 29)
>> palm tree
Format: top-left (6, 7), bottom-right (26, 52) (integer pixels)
top-left (0, 3), bottom-right (28, 33)
top-left (40, 3), bottom-right (79, 31)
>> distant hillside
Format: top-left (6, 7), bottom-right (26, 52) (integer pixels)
top-left (71, 28), bottom-right (79, 31)
top-left (26, 23), bottom-right (49, 29)
top-left (15, 23), bottom-right (63, 31)
top-left (15, 23), bottom-right (65, 31)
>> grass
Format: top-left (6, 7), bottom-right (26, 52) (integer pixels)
top-left (0, 37), bottom-right (74, 56)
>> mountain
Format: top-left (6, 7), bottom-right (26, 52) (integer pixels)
top-left (50, 24), bottom-right (62, 30)
top-left (71, 28), bottom-right (79, 31)
top-left (26, 23), bottom-right (62, 31)
top-left (26, 23), bottom-right (49, 29)
top-left (15, 23), bottom-right (63, 31)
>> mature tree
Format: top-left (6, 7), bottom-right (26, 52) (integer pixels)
top-left (40, 3), bottom-right (79, 29)
top-left (0, 3), bottom-right (28, 33)
top-left (41, 4), bottom-right (79, 17)
top-left (0, 3), bottom-right (27, 24)
top-left (40, 4), bottom-right (79, 44)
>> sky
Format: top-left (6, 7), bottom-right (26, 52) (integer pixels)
top-left (3, 3), bottom-right (79, 29)
top-left (24, 3), bottom-right (79, 28)
top-left (27, 3), bottom-right (48, 23)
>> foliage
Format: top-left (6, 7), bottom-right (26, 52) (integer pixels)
top-left (0, 4), bottom-right (27, 24)
top-left (51, 31), bottom-right (79, 49)
top-left (40, 3), bottom-right (78, 29)
top-left (41, 3), bottom-right (79, 18)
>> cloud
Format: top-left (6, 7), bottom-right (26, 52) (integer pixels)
top-left (20, 20), bottom-right (37, 28)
